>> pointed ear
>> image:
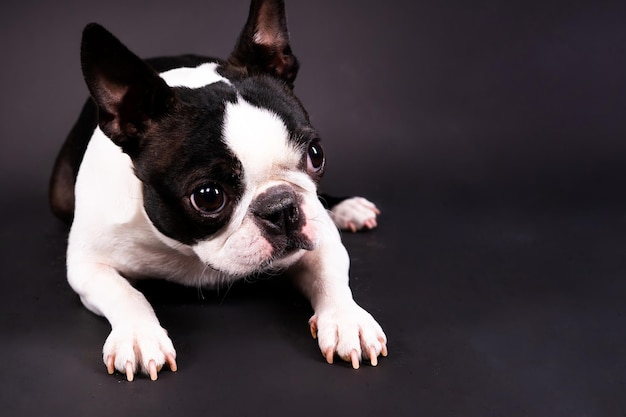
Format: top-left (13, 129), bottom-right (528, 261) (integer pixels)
top-left (228, 0), bottom-right (299, 87)
top-left (80, 23), bottom-right (174, 152)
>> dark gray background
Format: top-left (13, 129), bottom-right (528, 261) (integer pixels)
top-left (4, 0), bottom-right (626, 203)
top-left (1, 1), bottom-right (626, 416)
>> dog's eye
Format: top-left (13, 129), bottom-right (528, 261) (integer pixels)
top-left (190, 184), bottom-right (226, 215)
top-left (306, 140), bottom-right (325, 173)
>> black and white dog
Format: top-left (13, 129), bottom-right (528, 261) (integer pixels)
top-left (50, 0), bottom-right (387, 381)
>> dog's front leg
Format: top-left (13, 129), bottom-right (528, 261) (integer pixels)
top-left (291, 212), bottom-right (387, 369)
top-left (67, 260), bottom-right (177, 381)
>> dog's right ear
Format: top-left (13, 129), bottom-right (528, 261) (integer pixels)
top-left (80, 23), bottom-right (174, 154)
top-left (228, 0), bottom-right (299, 87)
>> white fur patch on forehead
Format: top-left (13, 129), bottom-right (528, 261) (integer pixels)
top-left (223, 98), bottom-right (301, 184)
top-left (159, 62), bottom-right (230, 88)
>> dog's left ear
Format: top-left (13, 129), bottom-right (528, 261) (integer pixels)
top-left (228, 0), bottom-right (299, 87)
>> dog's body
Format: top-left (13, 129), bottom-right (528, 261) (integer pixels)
top-left (50, 0), bottom-right (386, 381)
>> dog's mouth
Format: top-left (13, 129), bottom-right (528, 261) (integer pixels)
top-left (277, 231), bottom-right (315, 253)
top-left (260, 231), bottom-right (315, 268)
top-left (256, 238), bottom-right (314, 273)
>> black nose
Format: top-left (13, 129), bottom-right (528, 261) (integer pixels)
top-left (253, 187), bottom-right (301, 235)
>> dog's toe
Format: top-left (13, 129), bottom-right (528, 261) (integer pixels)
top-left (329, 197), bottom-right (380, 232)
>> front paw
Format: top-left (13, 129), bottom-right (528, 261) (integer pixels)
top-left (309, 304), bottom-right (387, 369)
top-left (103, 323), bottom-right (178, 381)
top-left (329, 197), bottom-right (380, 232)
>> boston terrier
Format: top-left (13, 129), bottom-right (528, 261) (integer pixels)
top-left (49, 0), bottom-right (387, 381)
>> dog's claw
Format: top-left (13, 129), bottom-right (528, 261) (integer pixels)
top-left (106, 356), bottom-right (115, 375)
top-left (166, 354), bottom-right (178, 373)
top-left (350, 350), bottom-right (360, 369)
top-left (369, 347), bottom-right (378, 366)
top-left (125, 362), bottom-right (134, 382)
top-left (309, 318), bottom-right (318, 339)
top-left (380, 338), bottom-right (388, 357)
top-left (324, 348), bottom-right (334, 364)
top-left (106, 354), bottom-right (175, 380)
top-left (148, 360), bottom-right (158, 381)
top-left (364, 218), bottom-right (377, 229)
top-left (348, 222), bottom-right (357, 233)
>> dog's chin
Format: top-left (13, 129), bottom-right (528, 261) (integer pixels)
top-left (260, 246), bottom-right (310, 273)
top-left (206, 245), bottom-right (312, 279)
top-left (196, 233), bottom-right (318, 279)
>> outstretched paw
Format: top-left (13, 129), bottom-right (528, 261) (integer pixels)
top-left (329, 197), bottom-right (380, 232)
top-left (103, 323), bottom-right (178, 381)
top-left (309, 304), bottom-right (387, 369)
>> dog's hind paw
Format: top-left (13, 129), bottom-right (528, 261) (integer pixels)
top-left (309, 303), bottom-right (387, 369)
top-left (102, 323), bottom-right (177, 381)
top-left (329, 197), bottom-right (380, 232)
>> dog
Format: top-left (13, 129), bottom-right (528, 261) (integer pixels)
top-left (49, 0), bottom-right (387, 381)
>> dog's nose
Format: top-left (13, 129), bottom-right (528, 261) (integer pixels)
top-left (253, 186), bottom-right (301, 235)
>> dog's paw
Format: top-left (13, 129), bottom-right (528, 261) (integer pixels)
top-left (102, 323), bottom-right (177, 381)
top-left (309, 304), bottom-right (387, 369)
top-left (329, 197), bottom-right (380, 232)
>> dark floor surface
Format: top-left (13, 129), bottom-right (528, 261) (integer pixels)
top-left (2, 1), bottom-right (626, 416)
top-left (2, 196), bottom-right (625, 416)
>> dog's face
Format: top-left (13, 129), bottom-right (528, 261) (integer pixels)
top-left (81, 0), bottom-right (326, 277)
top-left (138, 71), bottom-right (325, 278)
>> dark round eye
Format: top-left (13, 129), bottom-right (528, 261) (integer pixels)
top-left (190, 183), bottom-right (226, 215)
top-left (307, 140), bottom-right (325, 173)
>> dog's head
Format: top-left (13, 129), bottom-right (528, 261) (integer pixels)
top-left (81, 0), bottom-right (327, 277)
